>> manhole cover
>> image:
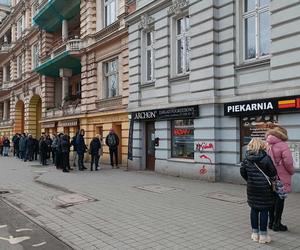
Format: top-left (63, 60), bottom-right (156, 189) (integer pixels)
top-left (56, 194), bottom-right (96, 208)
top-left (134, 185), bottom-right (180, 194)
top-left (204, 192), bottom-right (245, 204)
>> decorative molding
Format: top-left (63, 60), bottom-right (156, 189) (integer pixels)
top-left (138, 14), bottom-right (155, 31)
top-left (168, 0), bottom-right (189, 16)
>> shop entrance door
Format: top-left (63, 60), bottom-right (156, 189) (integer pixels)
top-left (146, 122), bottom-right (155, 171)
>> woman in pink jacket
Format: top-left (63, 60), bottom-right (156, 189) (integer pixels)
top-left (266, 125), bottom-right (295, 231)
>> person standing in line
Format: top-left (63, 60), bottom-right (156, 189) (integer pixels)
top-left (40, 135), bottom-right (48, 166)
top-left (61, 134), bottom-right (71, 172)
top-left (33, 137), bottom-right (39, 161)
top-left (76, 129), bottom-right (87, 171)
top-left (71, 132), bottom-right (78, 167)
top-left (266, 125), bottom-right (295, 232)
top-left (12, 133), bottom-right (19, 157)
top-left (25, 134), bottom-right (34, 162)
top-left (89, 135), bottom-right (101, 171)
top-left (19, 133), bottom-right (27, 160)
top-left (105, 128), bottom-right (120, 168)
top-left (2, 136), bottom-right (10, 156)
top-left (240, 138), bottom-right (277, 244)
top-left (51, 134), bottom-right (58, 164)
top-left (0, 136), bottom-right (4, 156)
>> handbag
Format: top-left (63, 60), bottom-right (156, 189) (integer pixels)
top-left (253, 162), bottom-right (287, 199)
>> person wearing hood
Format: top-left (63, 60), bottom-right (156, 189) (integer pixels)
top-left (266, 125), bottom-right (295, 232)
top-left (89, 135), bottom-right (101, 171)
top-left (240, 138), bottom-right (277, 244)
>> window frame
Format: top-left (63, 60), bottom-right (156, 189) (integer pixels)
top-left (175, 15), bottom-right (190, 76)
top-left (32, 42), bottom-right (40, 70)
top-left (103, 58), bottom-right (119, 99)
top-left (104, 0), bottom-right (117, 27)
top-left (242, 0), bottom-right (270, 62)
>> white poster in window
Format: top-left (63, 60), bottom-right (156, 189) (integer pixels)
top-left (289, 143), bottom-right (300, 169)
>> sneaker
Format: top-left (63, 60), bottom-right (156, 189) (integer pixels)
top-left (251, 233), bottom-right (259, 242)
top-left (259, 235), bottom-right (271, 244)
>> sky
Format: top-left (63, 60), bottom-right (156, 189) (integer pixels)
top-left (0, 0), bottom-right (10, 5)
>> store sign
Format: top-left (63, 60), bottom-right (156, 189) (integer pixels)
top-left (173, 128), bottom-right (193, 136)
top-left (58, 119), bottom-right (78, 127)
top-left (42, 122), bottom-right (56, 128)
top-left (133, 105), bottom-right (199, 121)
top-left (224, 96), bottom-right (300, 116)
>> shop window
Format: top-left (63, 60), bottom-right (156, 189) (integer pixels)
top-left (104, 58), bottom-right (119, 98)
top-left (171, 119), bottom-right (194, 159)
top-left (240, 114), bottom-right (277, 160)
top-left (243, 0), bottom-right (270, 60)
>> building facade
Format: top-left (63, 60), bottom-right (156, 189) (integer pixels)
top-left (127, 0), bottom-right (300, 191)
top-left (0, 0), bottom-right (134, 166)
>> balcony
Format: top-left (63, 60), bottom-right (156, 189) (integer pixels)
top-left (0, 43), bottom-right (11, 61)
top-left (33, 0), bottom-right (80, 32)
top-left (35, 38), bottom-right (82, 77)
top-left (0, 119), bottom-right (13, 128)
top-left (45, 102), bottom-right (81, 119)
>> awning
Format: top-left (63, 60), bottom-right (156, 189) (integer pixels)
top-left (33, 0), bottom-right (80, 32)
top-left (35, 51), bottom-right (81, 78)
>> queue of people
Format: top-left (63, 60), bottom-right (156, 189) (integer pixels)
top-left (240, 125), bottom-right (295, 244)
top-left (0, 128), bottom-right (120, 174)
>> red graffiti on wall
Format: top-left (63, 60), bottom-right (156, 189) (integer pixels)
top-left (195, 142), bottom-right (214, 151)
top-left (200, 154), bottom-right (212, 164)
top-left (199, 165), bottom-right (208, 175)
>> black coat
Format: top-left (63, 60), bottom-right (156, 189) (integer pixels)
top-left (240, 150), bottom-right (277, 210)
top-left (61, 137), bottom-right (70, 154)
top-left (89, 138), bottom-right (101, 155)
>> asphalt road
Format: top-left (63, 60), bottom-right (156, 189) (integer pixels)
top-left (0, 199), bottom-right (72, 250)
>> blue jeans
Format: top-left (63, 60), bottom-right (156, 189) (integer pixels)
top-left (250, 208), bottom-right (268, 234)
top-left (3, 147), bottom-right (9, 156)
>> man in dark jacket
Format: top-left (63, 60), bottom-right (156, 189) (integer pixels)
top-left (105, 128), bottom-right (120, 168)
top-left (39, 135), bottom-right (48, 166)
top-left (89, 135), bottom-right (101, 171)
top-left (25, 134), bottom-right (34, 161)
top-left (19, 133), bottom-right (27, 160)
top-left (76, 129), bottom-right (87, 171)
top-left (12, 133), bottom-right (20, 157)
top-left (61, 135), bottom-right (71, 172)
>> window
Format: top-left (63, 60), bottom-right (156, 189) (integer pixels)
top-left (176, 15), bottom-right (190, 75)
top-left (104, 0), bottom-right (117, 27)
top-left (76, 81), bottom-right (81, 99)
top-left (32, 43), bottom-right (40, 69)
top-left (144, 30), bottom-right (154, 82)
top-left (171, 119), bottom-right (194, 159)
top-left (16, 16), bottom-right (24, 39)
top-left (243, 0), bottom-right (270, 60)
top-left (17, 54), bottom-right (23, 78)
top-left (104, 59), bottom-right (118, 98)
top-left (32, 2), bottom-right (39, 25)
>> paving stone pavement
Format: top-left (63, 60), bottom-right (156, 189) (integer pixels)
top-left (0, 157), bottom-right (299, 250)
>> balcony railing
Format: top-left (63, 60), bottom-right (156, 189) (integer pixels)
top-left (0, 119), bottom-right (13, 127)
top-left (41, 38), bottom-right (83, 64)
top-left (45, 102), bottom-right (81, 119)
top-left (1, 43), bottom-right (11, 51)
top-left (0, 82), bottom-right (12, 91)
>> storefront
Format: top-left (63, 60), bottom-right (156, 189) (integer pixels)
top-left (42, 122), bottom-right (57, 135)
top-left (224, 96), bottom-right (300, 191)
top-left (128, 105), bottom-right (216, 179)
top-left (57, 119), bottom-right (80, 137)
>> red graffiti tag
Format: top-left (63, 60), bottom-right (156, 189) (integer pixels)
top-left (200, 154), bottom-right (212, 164)
top-left (199, 165), bottom-right (208, 175)
top-left (196, 142), bottom-right (214, 151)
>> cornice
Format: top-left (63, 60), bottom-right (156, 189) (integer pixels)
top-left (125, 0), bottom-right (170, 25)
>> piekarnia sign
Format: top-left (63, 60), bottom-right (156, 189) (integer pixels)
top-left (224, 95), bottom-right (300, 116)
top-left (133, 105), bottom-right (199, 120)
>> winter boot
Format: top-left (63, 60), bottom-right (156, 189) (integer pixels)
top-left (273, 221), bottom-right (288, 231)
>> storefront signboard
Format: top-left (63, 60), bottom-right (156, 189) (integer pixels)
top-left (224, 96), bottom-right (300, 116)
top-left (57, 119), bottom-right (79, 127)
top-left (133, 105), bottom-right (199, 121)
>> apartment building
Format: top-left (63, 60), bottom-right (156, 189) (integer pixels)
top-left (0, 0), bottom-right (134, 165)
top-left (126, 0), bottom-right (300, 191)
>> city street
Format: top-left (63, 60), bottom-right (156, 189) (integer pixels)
top-left (0, 157), bottom-right (299, 250)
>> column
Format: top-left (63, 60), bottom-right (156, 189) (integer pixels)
top-left (59, 68), bottom-right (72, 103)
top-left (3, 65), bottom-right (7, 83)
top-left (3, 100), bottom-right (8, 120)
top-left (62, 19), bottom-right (68, 41)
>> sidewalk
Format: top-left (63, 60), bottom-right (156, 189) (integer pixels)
top-left (0, 157), bottom-right (299, 250)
